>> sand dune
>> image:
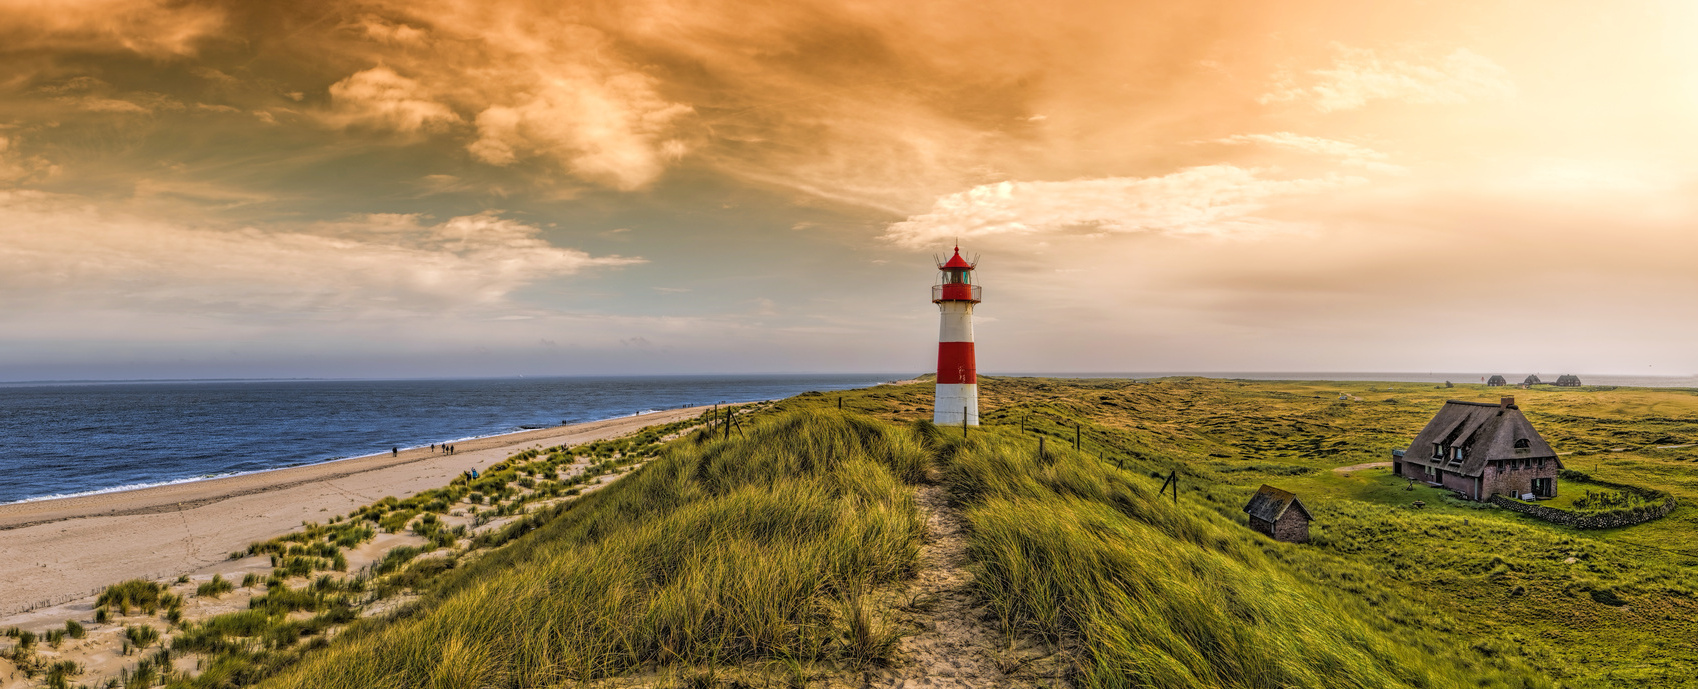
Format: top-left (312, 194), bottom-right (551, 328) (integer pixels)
top-left (0, 406), bottom-right (714, 616)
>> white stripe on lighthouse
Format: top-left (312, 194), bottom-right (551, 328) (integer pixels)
top-left (938, 302), bottom-right (974, 342)
top-left (935, 383), bottom-right (979, 426)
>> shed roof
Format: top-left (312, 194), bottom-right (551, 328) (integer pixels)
top-left (1401, 399), bottom-right (1560, 477)
top-left (1243, 484), bottom-right (1311, 523)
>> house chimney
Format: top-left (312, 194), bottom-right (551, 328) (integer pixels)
top-left (1500, 396), bottom-right (1515, 408)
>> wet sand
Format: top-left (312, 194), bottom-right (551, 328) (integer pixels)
top-left (0, 406), bottom-right (714, 615)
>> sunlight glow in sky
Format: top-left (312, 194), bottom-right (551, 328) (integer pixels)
top-left (2, 0), bottom-right (1695, 379)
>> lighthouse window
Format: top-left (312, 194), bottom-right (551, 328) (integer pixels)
top-left (945, 271), bottom-right (970, 284)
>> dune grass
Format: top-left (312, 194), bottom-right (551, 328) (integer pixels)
top-left (255, 410), bottom-right (927, 688)
top-left (925, 423), bottom-right (1547, 689)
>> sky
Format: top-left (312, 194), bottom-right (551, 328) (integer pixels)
top-left (2, 0), bottom-right (1696, 380)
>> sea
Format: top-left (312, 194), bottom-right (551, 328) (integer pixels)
top-left (3, 371), bottom-right (1693, 506)
top-left (0, 374), bottom-right (902, 506)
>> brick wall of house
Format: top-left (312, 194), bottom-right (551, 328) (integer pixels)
top-left (1440, 470), bottom-right (1477, 499)
top-left (1249, 515), bottom-right (1274, 538)
top-left (1482, 458), bottom-right (1559, 498)
top-left (1273, 510), bottom-right (1309, 543)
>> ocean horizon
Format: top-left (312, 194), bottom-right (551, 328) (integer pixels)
top-left (0, 374), bottom-right (904, 505)
top-left (5, 370), bottom-right (1691, 505)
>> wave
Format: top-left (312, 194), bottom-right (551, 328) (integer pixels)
top-left (3, 471), bottom-right (251, 506)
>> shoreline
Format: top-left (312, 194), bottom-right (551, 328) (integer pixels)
top-left (0, 410), bottom-right (679, 509)
top-left (0, 405), bottom-right (721, 615)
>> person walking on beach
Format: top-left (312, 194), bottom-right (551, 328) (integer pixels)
top-left (392, 447), bottom-right (398, 457)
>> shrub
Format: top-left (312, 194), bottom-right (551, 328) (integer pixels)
top-left (124, 625), bottom-right (159, 649)
top-left (64, 620), bottom-right (85, 640)
top-left (97, 580), bottom-right (165, 616)
top-left (198, 574), bottom-right (235, 598)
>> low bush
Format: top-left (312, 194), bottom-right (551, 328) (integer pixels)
top-left (197, 574), bottom-right (235, 598)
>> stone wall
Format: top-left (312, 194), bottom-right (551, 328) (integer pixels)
top-left (1489, 471), bottom-right (1676, 529)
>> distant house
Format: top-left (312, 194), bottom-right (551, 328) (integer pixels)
top-left (1523, 374), bottom-right (1543, 385)
top-left (1486, 375), bottom-right (1507, 386)
top-left (1555, 374), bottom-right (1582, 387)
top-left (1393, 396), bottom-right (1561, 501)
top-left (1243, 485), bottom-right (1312, 543)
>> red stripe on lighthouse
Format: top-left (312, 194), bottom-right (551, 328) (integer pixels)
top-left (937, 342), bottom-right (976, 384)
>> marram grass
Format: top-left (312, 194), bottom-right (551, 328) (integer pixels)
top-left (936, 425), bottom-right (1548, 689)
top-left (258, 410), bottom-right (927, 688)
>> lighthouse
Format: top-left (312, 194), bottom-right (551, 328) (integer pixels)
top-left (932, 246), bottom-right (981, 426)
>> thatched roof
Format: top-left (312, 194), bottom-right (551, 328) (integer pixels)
top-left (1486, 375), bottom-right (1507, 386)
top-left (1400, 399), bottom-right (1560, 478)
top-left (1524, 374), bottom-right (1542, 385)
top-left (1243, 484), bottom-right (1311, 523)
top-left (1555, 374), bottom-right (1582, 386)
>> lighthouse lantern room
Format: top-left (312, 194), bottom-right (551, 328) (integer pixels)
top-left (932, 246), bottom-right (981, 426)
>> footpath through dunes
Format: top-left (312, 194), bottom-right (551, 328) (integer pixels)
top-left (0, 406), bottom-right (716, 617)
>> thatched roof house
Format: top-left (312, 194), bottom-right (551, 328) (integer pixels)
top-left (1555, 374), bottom-right (1582, 387)
top-left (1523, 374), bottom-right (1543, 385)
top-left (1393, 396), bottom-right (1562, 501)
top-left (1486, 375), bottom-right (1507, 386)
top-left (1243, 485), bottom-right (1311, 543)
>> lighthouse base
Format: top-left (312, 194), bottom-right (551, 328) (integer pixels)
top-left (934, 383), bottom-right (980, 426)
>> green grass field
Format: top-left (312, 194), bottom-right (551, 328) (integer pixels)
top-left (13, 377), bottom-right (1695, 688)
top-left (824, 377), bottom-right (1698, 687)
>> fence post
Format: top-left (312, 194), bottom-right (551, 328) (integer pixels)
top-left (962, 406), bottom-right (968, 438)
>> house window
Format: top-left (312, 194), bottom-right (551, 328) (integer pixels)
top-left (1433, 443), bottom-right (1443, 459)
top-left (1514, 438), bottom-right (1530, 449)
top-left (1453, 447), bottom-right (1464, 461)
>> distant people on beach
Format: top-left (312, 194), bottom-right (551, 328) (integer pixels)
top-left (391, 447), bottom-right (397, 457)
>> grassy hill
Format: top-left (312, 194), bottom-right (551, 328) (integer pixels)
top-left (11, 377), bottom-right (1696, 688)
top-left (262, 388), bottom-right (1551, 688)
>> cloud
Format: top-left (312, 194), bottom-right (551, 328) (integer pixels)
top-left (0, 0), bottom-right (224, 57)
top-left (0, 136), bottom-right (57, 183)
top-left (467, 72), bottom-right (692, 190)
top-left (1214, 132), bottom-right (1407, 174)
top-left (883, 166), bottom-right (1364, 247)
top-left (0, 192), bottom-right (642, 313)
top-left (325, 66), bottom-right (461, 133)
top-left (1262, 46), bottom-right (1516, 112)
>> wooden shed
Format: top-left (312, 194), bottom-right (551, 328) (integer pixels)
top-left (1243, 485), bottom-right (1312, 543)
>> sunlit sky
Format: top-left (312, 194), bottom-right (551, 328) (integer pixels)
top-left (3, 0), bottom-right (1696, 380)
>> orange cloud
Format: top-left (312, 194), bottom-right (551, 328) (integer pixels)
top-left (325, 66), bottom-right (461, 133)
top-left (884, 166), bottom-right (1364, 247)
top-left (0, 0), bottom-right (224, 57)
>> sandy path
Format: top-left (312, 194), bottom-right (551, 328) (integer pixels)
top-left (883, 485), bottom-right (1072, 688)
top-left (0, 406), bottom-right (714, 616)
top-left (1333, 461), bottom-right (1392, 474)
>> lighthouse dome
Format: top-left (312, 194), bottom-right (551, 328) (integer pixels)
top-left (941, 247), bottom-right (973, 269)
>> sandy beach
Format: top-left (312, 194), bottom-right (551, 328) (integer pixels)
top-left (0, 406), bottom-right (715, 616)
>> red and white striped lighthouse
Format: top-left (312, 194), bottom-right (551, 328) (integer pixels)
top-left (932, 246), bottom-right (981, 426)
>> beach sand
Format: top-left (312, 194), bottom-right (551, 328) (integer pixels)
top-left (0, 406), bottom-right (715, 616)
